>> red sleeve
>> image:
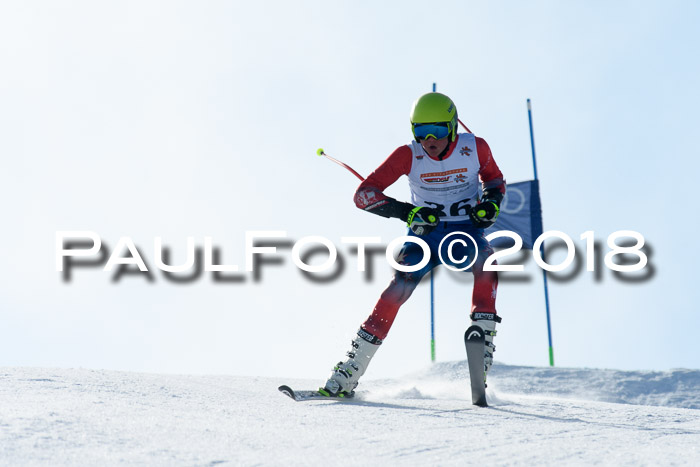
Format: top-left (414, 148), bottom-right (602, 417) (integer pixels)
top-left (476, 137), bottom-right (506, 195)
top-left (354, 145), bottom-right (412, 209)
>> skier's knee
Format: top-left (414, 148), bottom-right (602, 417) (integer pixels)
top-left (390, 271), bottom-right (419, 302)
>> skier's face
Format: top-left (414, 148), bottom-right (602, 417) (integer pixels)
top-left (420, 135), bottom-right (449, 159)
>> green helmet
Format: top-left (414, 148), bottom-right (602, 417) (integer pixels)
top-left (410, 92), bottom-right (458, 142)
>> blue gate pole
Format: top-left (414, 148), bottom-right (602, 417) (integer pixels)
top-left (430, 271), bottom-right (436, 362)
top-left (527, 99), bottom-right (554, 367)
top-left (430, 82), bottom-right (437, 362)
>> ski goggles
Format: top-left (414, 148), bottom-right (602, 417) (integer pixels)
top-left (412, 122), bottom-right (450, 141)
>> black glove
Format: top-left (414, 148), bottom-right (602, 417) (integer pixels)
top-left (469, 188), bottom-right (503, 228)
top-left (405, 206), bottom-right (440, 236)
top-left (469, 201), bottom-right (500, 228)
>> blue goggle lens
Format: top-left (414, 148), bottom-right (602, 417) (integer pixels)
top-left (413, 123), bottom-right (450, 140)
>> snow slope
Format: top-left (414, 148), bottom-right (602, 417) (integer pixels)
top-left (1, 362), bottom-right (699, 465)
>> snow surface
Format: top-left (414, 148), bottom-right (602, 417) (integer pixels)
top-left (1, 362), bottom-right (699, 465)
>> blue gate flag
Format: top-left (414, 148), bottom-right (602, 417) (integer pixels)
top-left (485, 180), bottom-right (543, 250)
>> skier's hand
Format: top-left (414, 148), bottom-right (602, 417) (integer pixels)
top-left (406, 206), bottom-right (440, 236)
top-left (469, 201), bottom-right (500, 228)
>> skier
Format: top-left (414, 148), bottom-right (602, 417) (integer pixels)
top-left (320, 92), bottom-right (506, 397)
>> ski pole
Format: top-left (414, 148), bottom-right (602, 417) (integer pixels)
top-left (457, 119), bottom-right (473, 134)
top-left (316, 148), bottom-right (365, 181)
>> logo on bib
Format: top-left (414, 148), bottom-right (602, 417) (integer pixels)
top-left (459, 146), bottom-right (472, 157)
top-left (420, 168), bottom-right (468, 185)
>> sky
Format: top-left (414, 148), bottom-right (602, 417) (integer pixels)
top-left (1, 1), bottom-right (699, 381)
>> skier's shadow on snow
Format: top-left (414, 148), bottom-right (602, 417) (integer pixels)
top-left (345, 399), bottom-right (699, 435)
top-left (333, 399), bottom-right (430, 411)
top-left (486, 405), bottom-right (699, 435)
top-left (338, 397), bottom-right (494, 415)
